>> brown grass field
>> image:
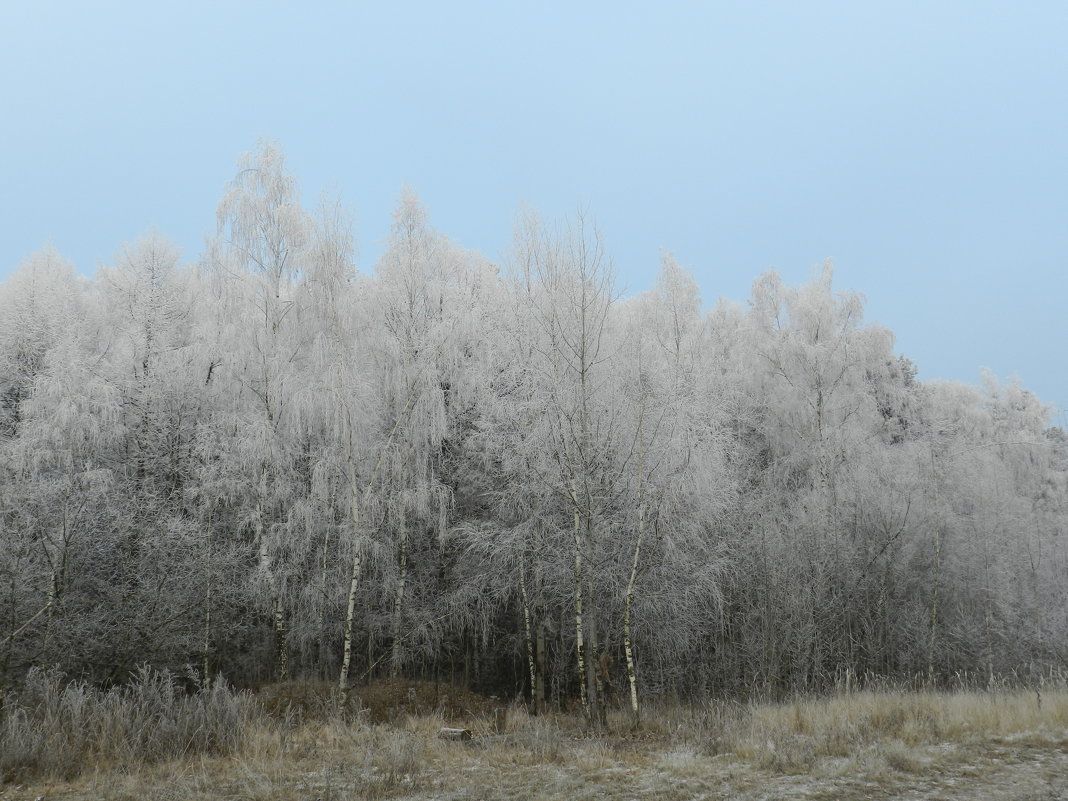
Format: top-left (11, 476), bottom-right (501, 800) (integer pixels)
top-left (2, 674), bottom-right (1067, 800)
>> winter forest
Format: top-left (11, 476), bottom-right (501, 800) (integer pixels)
top-left (2, 143), bottom-right (1066, 726)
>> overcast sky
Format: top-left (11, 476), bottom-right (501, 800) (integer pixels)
top-left (2, 1), bottom-right (1065, 417)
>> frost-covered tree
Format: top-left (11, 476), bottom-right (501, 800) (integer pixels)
top-left (206, 140), bottom-right (314, 680)
top-left (496, 210), bottom-right (623, 724)
top-left (612, 253), bottom-right (733, 718)
top-left (0, 248), bottom-right (82, 439)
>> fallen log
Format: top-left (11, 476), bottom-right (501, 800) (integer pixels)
top-left (438, 727), bottom-right (472, 741)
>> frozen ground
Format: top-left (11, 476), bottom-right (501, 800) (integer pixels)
top-left (6, 736), bottom-right (1065, 801)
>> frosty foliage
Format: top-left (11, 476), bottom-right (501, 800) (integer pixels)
top-left (0, 144), bottom-right (1065, 712)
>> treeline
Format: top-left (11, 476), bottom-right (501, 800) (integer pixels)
top-left (1, 143), bottom-right (1065, 724)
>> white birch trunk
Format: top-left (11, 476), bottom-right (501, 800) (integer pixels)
top-left (339, 434), bottom-right (364, 695)
top-left (624, 500), bottom-right (646, 721)
top-left (274, 599), bottom-right (288, 681)
top-left (338, 546), bottom-right (363, 695)
top-left (519, 548), bottom-right (538, 711)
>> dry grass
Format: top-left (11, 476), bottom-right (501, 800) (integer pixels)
top-left (0, 666), bottom-right (256, 785)
top-left (708, 686), bottom-right (1068, 768)
top-left (4, 678), bottom-right (1068, 800)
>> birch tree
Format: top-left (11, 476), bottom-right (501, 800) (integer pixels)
top-left (744, 264), bottom-right (899, 683)
top-left (209, 140), bottom-right (312, 680)
top-left (611, 253), bottom-right (735, 717)
top-left (502, 211), bottom-right (619, 725)
top-left (367, 191), bottom-right (494, 679)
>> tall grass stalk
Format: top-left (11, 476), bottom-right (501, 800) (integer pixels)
top-left (0, 666), bottom-right (258, 783)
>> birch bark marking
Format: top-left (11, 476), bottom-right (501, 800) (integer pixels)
top-left (338, 424), bottom-right (364, 696)
top-left (519, 546), bottom-right (538, 712)
top-left (273, 600), bottom-right (289, 681)
top-left (624, 483), bottom-right (647, 721)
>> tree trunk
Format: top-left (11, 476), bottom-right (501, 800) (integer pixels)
top-left (572, 496), bottom-right (589, 724)
top-left (317, 513), bottom-right (332, 677)
top-left (339, 452), bottom-right (364, 696)
top-left (256, 466), bottom-right (288, 681)
top-left (274, 598), bottom-right (289, 682)
top-left (624, 500), bottom-right (647, 723)
top-left (202, 578), bottom-right (212, 679)
top-left (586, 590), bottom-right (604, 728)
top-left (535, 616), bottom-right (547, 713)
top-left (519, 548), bottom-right (538, 712)
top-left (390, 513), bottom-right (409, 679)
top-left (928, 525), bottom-right (942, 681)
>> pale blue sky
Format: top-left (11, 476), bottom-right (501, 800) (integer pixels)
top-left (2, 1), bottom-right (1065, 416)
